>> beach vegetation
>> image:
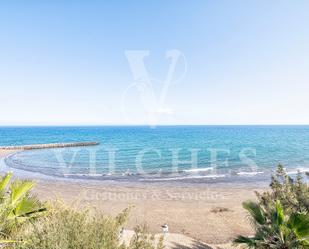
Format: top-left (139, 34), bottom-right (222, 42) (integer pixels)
top-left (0, 173), bottom-right (165, 249)
top-left (256, 164), bottom-right (309, 214)
top-left (234, 165), bottom-right (309, 248)
top-left (12, 202), bottom-right (164, 249)
top-left (0, 172), bottom-right (46, 245)
top-left (14, 202), bottom-right (130, 249)
top-left (234, 200), bottom-right (309, 248)
top-left (128, 224), bottom-right (164, 249)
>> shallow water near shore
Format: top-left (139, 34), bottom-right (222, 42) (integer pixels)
top-left (1, 125), bottom-right (309, 184)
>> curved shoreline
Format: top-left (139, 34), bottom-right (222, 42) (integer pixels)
top-left (0, 147), bottom-right (258, 247)
top-left (0, 145), bottom-right (276, 186)
top-left (1, 147), bottom-right (271, 189)
top-left (0, 141), bottom-right (99, 150)
top-left (2, 143), bottom-right (303, 186)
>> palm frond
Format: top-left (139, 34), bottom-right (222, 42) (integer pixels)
top-left (242, 201), bottom-right (266, 225)
top-left (275, 200), bottom-right (284, 226)
top-left (0, 172), bottom-right (12, 199)
top-left (233, 235), bottom-right (257, 248)
top-left (288, 212), bottom-right (309, 238)
top-left (9, 180), bottom-right (35, 206)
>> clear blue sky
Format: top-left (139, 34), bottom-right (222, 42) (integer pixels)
top-left (1, 0), bottom-right (309, 125)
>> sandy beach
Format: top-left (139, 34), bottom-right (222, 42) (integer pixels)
top-left (0, 149), bottom-right (264, 248)
top-left (2, 2), bottom-right (308, 247)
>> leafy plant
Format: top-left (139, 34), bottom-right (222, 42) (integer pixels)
top-left (0, 173), bottom-right (165, 249)
top-left (15, 202), bottom-right (130, 249)
top-left (256, 165), bottom-right (309, 214)
top-left (234, 200), bottom-right (309, 248)
top-left (16, 203), bottom-right (165, 249)
top-left (234, 165), bottom-right (309, 249)
top-left (0, 172), bottom-right (46, 244)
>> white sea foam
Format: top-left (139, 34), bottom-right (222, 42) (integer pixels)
top-left (286, 167), bottom-right (309, 175)
top-left (236, 171), bottom-right (263, 176)
top-left (63, 173), bottom-right (103, 177)
top-left (139, 174), bottom-right (226, 182)
top-left (183, 167), bottom-right (214, 173)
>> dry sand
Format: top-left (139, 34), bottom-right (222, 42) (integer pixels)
top-left (0, 149), bottom-right (265, 248)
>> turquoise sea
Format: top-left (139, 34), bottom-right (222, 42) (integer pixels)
top-left (1, 126), bottom-right (309, 184)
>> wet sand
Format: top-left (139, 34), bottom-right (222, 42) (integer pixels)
top-left (0, 149), bottom-right (264, 248)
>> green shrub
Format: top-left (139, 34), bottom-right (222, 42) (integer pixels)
top-left (234, 165), bottom-right (309, 249)
top-left (0, 173), bottom-right (165, 249)
top-left (234, 200), bottom-right (309, 248)
top-left (128, 224), bottom-right (164, 249)
top-left (15, 203), bottom-right (164, 249)
top-left (15, 203), bottom-right (130, 249)
top-left (0, 172), bottom-right (46, 244)
top-left (256, 165), bottom-right (309, 214)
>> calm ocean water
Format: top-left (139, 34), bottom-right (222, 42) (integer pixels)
top-left (1, 126), bottom-right (309, 184)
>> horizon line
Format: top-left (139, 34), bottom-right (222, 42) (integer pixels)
top-left (1, 124), bottom-right (309, 127)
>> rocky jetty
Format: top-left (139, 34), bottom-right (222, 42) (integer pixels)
top-left (0, 142), bottom-right (99, 150)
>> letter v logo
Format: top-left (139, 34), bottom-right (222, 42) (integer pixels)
top-left (123, 50), bottom-right (186, 128)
